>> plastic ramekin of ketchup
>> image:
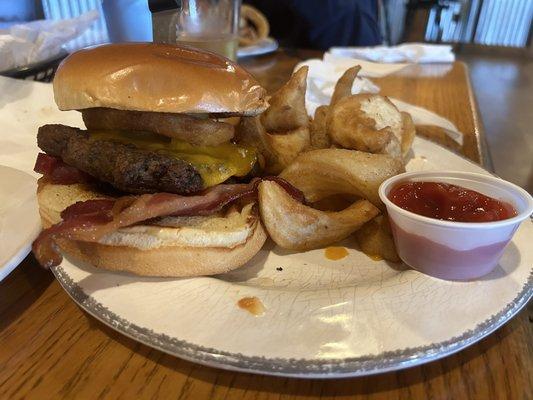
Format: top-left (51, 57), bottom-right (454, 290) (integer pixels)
top-left (379, 171), bottom-right (533, 280)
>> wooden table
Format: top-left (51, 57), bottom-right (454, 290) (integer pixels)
top-left (1, 50), bottom-right (531, 400)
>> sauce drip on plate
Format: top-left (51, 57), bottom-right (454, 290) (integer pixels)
top-left (389, 182), bottom-right (516, 222)
top-left (237, 297), bottom-right (265, 316)
top-left (324, 246), bottom-right (349, 260)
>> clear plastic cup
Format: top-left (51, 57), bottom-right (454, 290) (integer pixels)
top-left (379, 171), bottom-right (533, 280)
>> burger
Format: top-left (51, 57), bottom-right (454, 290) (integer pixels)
top-left (32, 42), bottom-right (279, 277)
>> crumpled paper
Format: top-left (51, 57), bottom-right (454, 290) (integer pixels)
top-left (0, 10), bottom-right (98, 72)
top-left (294, 54), bottom-right (463, 146)
top-left (329, 43), bottom-right (455, 64)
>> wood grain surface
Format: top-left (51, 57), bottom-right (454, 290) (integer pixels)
top-left (1, 50), bottom-right (531, 400)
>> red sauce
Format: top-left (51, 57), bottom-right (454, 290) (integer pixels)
top-left (389, 182), bottom-right (516, 222)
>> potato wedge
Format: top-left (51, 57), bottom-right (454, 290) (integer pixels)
top-left (263, 127), bottom-right (310, 174)
top-left (236, 116), bottom-right (269, 153)
top-left (381, 134), bottom-right (402, 159)
top-left (330, 65), bottom-right (361, 106)
top-left (236, 117), bottom-right (310, 174)
top-left (235, 115), bottom-right (272, 169)
top-left (327, 94), bottom-right (403, 154)
top-left (355, 215), bottom-right (400, 263)
top-left (260, 66), bottom-right (309, 132)
top-left (280, 148), bottom-right (404, 208)
top-left (310, 105), bottom-right (331, 149)
top-left (400, 111), bottom-right (416, 157)
top-left (259, 181), bottom-right (380, 251)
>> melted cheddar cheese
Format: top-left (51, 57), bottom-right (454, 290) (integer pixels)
top-left (88, 130), bottom-right (257, 188)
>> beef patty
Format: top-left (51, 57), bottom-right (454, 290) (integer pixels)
top-left (38, 124), bottom-right (203, 194)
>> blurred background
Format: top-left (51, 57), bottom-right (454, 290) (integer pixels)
top-left (0, 0), bottom-right (531, 191)
top-left (1, 0), bottom-right (531, 50)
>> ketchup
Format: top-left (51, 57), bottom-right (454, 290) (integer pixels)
top-left (389, 182), bottom-right (517, 222)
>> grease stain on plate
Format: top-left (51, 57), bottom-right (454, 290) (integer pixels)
top-left (237, 296), bottom-right (265, 316)
top-left (324, 246), bottom-right (349, 260)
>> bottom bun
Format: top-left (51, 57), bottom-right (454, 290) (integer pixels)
top-left (53, 225), bottom-right (266, 277)
top-left (38, 181), bottom-right (267, 277)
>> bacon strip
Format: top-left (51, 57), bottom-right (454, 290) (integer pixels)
top-left (32, 177), bottom-right (304, 268)
top-left (60, 199), bottom-right (116, 220)
top-left (34, 153), bottom-right (93, 185)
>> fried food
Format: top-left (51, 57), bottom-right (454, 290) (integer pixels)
top-left (235, 118), bottom-right (311, 174)
top-left (309, 105), bottom-right (331, 149)
top-left (309, 66), bottom-right (363, 150)
top-left (82, 108), bottom-right (234, 146)
top-left (327, 94), bottom-right (403, 154)
top-left (355, 215), bottom-right (400, 262)
top-left (236, 116), bottom-right (310, 174)
top-left (236, 67), bottom-right (313, 172)
top-left (235, 115), bottom-right (271, 169)
top-left (381, 134), bottom-right (402, 158)
top-left (330, 66), bottom-right (361, 106)
top-left (259, 180), bottom-right (379, 251)
top-left (260, 66), bottom-right (309, 132)
top-left (280, 148), bottom-right (404, 208)
top-left (400, 111), bottom-right (416, 157)
top-left (311, 193), bottom-right (360, 211)
top-left (263, 127), bottom-right (310, 173)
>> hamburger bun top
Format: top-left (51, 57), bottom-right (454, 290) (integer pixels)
top-left (53, 43), bottom-right (268, 116)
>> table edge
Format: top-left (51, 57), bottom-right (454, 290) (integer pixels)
top-left (457, 61), bottom-right (494, 170)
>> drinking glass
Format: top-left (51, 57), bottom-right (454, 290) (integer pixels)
top-left (172, 0), bottom-right (241, 60)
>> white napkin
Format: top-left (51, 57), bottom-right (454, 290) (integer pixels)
top-left (0, 76), bottom-right (83, 176)
top-left (294, 58), bottom-right (381, 117)
top-left (329, 43), bottom-right (455, 64)
top-left (322, 53), bottom-right (409, 78)
top-left (293, 56), bottom-right (463, 146)
top-left (0, 10), bottom-right (98, 72)
top-left (389, 98), bottom-right (463, 145)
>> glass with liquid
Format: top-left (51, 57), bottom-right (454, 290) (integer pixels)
top-left (176, 0), bottom-right (240, 60)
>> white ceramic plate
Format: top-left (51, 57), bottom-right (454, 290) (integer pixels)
top-left (238, 37), bottom-right (279, 58)
top-left (0, 166), bottom-right (41, 281)
top-left (52, 137), bottom-right (532, 377)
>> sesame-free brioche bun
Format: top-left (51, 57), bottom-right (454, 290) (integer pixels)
top-left (37, 180), bottom-right (267, 277)
top-left (53, 43), bottom-right (268, 116)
